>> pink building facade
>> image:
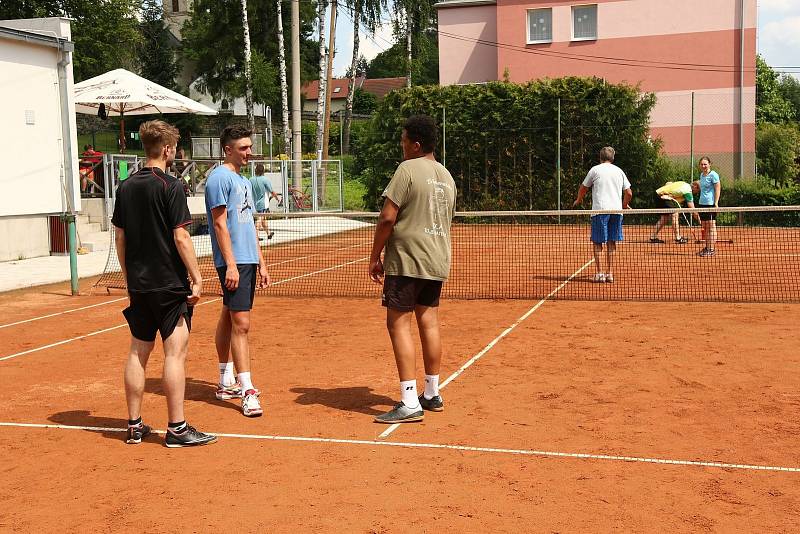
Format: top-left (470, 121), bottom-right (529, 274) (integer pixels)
top-left (437, 0), bottom-right (757, 177)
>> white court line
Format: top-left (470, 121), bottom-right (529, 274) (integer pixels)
top-left (0, 256), bottom-right (368, 363)
top-left (378, 259), bottom-right (595, 439)
top-left (0, 298), bottom-right (128, 330)
top-left (0, 421), bottom-right (797, 474)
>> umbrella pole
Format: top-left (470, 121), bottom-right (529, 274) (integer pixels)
top-left (119, 108), bottom-right (126, 153)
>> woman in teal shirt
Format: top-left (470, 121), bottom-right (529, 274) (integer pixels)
top-left (697, 156), bottom-right (721, 257)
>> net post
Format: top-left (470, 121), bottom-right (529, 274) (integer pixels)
top-left (557, 98), bottom-right (562, 223)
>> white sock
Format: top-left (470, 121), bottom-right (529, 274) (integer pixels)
top-left (400, 380), bottom-right (420, 408)
top-left (238, 371), bottom-right (254, 395)
top-left (424, 375), bottom-right (440, 400)
top-left (219, 362), bottom-right (235, 386)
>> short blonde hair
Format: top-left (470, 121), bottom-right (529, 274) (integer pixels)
top-left (599, 146), bottom-right (615, 162)
top-left (139, 120), bottom-right (180, 159)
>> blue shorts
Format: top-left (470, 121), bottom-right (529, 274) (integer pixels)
top-left (590, 214), bottom-right (623, 244)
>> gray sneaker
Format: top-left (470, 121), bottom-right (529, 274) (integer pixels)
top-left (418, 394), bottom-right (444, 412)
top-left (165, 425), bottom-right (217, 448)
top-left (374, 402), bottom-right (424, 423)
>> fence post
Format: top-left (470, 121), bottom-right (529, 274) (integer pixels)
top-left (311, 161), bottom-right (319, 211)
top-left (690, 91), bottom-right (695, 182)
top-left (557, 98), bottom-right (561, 222)
top-left (338, 159), bottom-right (344, 211)
top-left (442, 105), bottom-right (447, 169)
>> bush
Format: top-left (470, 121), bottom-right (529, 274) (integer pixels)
top-left (355, 78), bottom-right (661, 211)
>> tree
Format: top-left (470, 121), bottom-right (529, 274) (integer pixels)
top-left (352, 88), bottom-right (377, 114)
top-left (365, 32), bottom-right (438, 86)
top-left (138, 0), bottom-right (178, 90)
top-left (757, 123), bottom-right (800, 187)
top-left (342, 0), bottom-right (385, 154)
top-left (276, 0), bottom-right (291, 153)
top-left (391, 0), bottom-right (436, 87)
top-left (181, 0), bottom-right (318, 113)
top-left (757, 55), bottom-right (795, 125)
top-left (239, 0), bottom-right (255, 130)
top-left (314, 0), bottom-right (329, 159)
top-left (778, 74), bottom-right (800, 122)
top-left (1, 0), bottom-right (142, 82)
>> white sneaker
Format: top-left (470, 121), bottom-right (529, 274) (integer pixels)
top-left (591, 272), bottom-right (606, 283)
top-left (242, 389), bottom-right (263, 417)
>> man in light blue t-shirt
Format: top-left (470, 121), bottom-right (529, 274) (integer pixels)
top-left (250, 163), bottom-right (279, 241)
top-left (204, 125), bottom-right (270, 418)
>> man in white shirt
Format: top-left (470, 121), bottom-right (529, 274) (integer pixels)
top-left (573, 146), bottom-right (633, 283)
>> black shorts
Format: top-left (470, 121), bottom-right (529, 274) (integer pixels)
top-left (656, 194), bottom-right (678, 209)
top-left (216, 264), bottom-right (257, 311)
top-left (698, 204), bottom-right (717, 221)
top-left (123, 288), bottom-right (193, 342)
top-left (382, 275), bottom-right (443, 311)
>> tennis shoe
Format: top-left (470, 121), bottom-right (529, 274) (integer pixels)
top-left (605, 273), bottom-right (615, 284)
top-left (165, 425), bottom-right (217, 448)
top-left (215, 382), bottom-right (242, 400)
top-left (675, 236), bottom-right (688, 244)
top-left (242, 389), bottom-right (263, 417)
top-left (418, 394), bottom-right (444, 412)
top-left (591, 273), bottom-right (606, 283)
top-left (649, 237), bottom-right (665, 244)
top-left (374, 402), bottom-right (424, 423)
top-left (698, 248), bottom-right (716, 257)
top-left (126, 423), bottom-right (151, 444)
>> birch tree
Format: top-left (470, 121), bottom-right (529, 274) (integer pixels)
top-left (315, 0), bottom-right (329, 159)
top-left (276, 0), bottom-right (291, 154)
top-left (240, 0), bottom-right (255, 131)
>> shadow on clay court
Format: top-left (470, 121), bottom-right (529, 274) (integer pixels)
top-left (290, 386), bottom-right (396, 416)
top-left (144, 377), bottom-right (241, 413)
top-left (48, 411), bottom-right (160, 445)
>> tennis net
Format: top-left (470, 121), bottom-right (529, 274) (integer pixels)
top-left (94, 206), bottom-right (800, 302)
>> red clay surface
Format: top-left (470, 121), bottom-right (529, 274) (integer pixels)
top-left (1, 278), bottom-right (799, 532)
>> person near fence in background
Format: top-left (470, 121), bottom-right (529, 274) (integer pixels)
top-left (205, 125), bottom-right (271, 417)
top-left (369, 115), bottom-right (457, 424)
top-left (250, 163), bottom-right (280, 241)
top-left (697, 157), bottom-right (721, 257)
top-left (649, 181), bottom-right (701, 244)
top-left (573, 146), bottom-right (633, 283)
top-left (112, 120), bottom-right (216, 448)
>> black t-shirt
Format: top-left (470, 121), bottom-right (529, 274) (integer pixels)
top-left (111, 167), bottom-right (193, 292)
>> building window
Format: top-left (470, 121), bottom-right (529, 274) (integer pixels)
top-left (527, 8), bottom-right (552, 44)
top-left (572, 4), bottom-right (597, 41)
top-left (172, 0), bottom-right (179, 12)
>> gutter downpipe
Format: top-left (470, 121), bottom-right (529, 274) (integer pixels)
top-left (57, 40), bottom-right (79, 295)
top-left (739, 0), bottom-right (745, 182)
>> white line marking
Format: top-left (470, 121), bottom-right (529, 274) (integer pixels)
top-left (0, 298), bottom-right (128, 329)
top-left (0, 256), bottom-right (368, 363)
top-left (0, 421), bottom-right (796, 474)
top-left (378, 259), bottom-right (594, 439)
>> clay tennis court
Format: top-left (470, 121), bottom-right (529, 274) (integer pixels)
top-left (2, 229), bottom-right (799, 531)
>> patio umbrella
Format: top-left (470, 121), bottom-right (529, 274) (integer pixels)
top-left (74, 68), bottom-right (217, 152)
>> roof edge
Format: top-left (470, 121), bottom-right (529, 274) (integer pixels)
top-left (435, 0), bottom-right (496, 9)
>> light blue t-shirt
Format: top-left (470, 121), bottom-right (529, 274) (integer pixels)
top-left (250, 174), bottom-right (274, 212)
top-left (205, 166), bottom-right (259, 268)
top-left (698, 170), bottom-right (720, 205)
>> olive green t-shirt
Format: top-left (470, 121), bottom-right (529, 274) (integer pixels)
top-left (381, 157), bottom-right (456, 281)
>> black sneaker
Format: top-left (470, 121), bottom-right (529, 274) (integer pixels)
top-left (374, 402), bottom-right (424, 424)
top-left (649, 237), bottom-right (665, 244)
top-left (418, 394), bottom-right (444, 412)
top-left (126, 423), bottom-right (151, 444)
top-left (165, 425), bottom-right (217, 448)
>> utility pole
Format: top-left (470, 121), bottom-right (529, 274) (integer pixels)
top-left (291, 0), bottom-right (302, 189)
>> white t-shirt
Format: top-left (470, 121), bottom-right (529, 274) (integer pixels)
top-left (582, 162), bottom-right (632, 211)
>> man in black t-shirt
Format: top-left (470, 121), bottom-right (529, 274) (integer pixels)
top-left (112, 120), bottom-right (215, 448)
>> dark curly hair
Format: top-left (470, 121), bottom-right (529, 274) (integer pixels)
top-left (220, 124), bottom-right (253, 149)
top-left (403, 115), bottom-right (438, 154)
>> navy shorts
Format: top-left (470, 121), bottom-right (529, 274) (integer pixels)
top-left (698, 204), bottom-right (717, 221)
top-left (216, 264), bottom-right (257, 311)
top-left (590, 214), bottom-right (624, 244)
top-left (123, 288), bottom-right (193, 342)
top-left (382, 275), bottom-right (443, 312)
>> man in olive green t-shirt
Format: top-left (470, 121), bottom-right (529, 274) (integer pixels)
top-left (369, 115), bottom-right (456, 424)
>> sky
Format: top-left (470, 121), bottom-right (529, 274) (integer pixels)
top-left (328, 1), bottom-right (800, 79)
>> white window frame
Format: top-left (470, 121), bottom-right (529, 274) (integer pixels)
top-left (571, 4), bottom-right (598, 42)
top-left (526, 8), bottom-right (553, 45)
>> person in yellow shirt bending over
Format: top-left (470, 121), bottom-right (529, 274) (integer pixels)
top-left (649, 181), bottom-right (701, 244)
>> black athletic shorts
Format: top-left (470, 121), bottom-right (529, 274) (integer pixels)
top-left (216, 264), bottom-right (257, 311)
top-left (382, 275), bottom-right (443, 311)
top-left (123, 288), bottom-right (193, 342)
top-left (656, 194), bottom-right (677, 209)
top-left (698, 203), bottom-right (717, 221)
